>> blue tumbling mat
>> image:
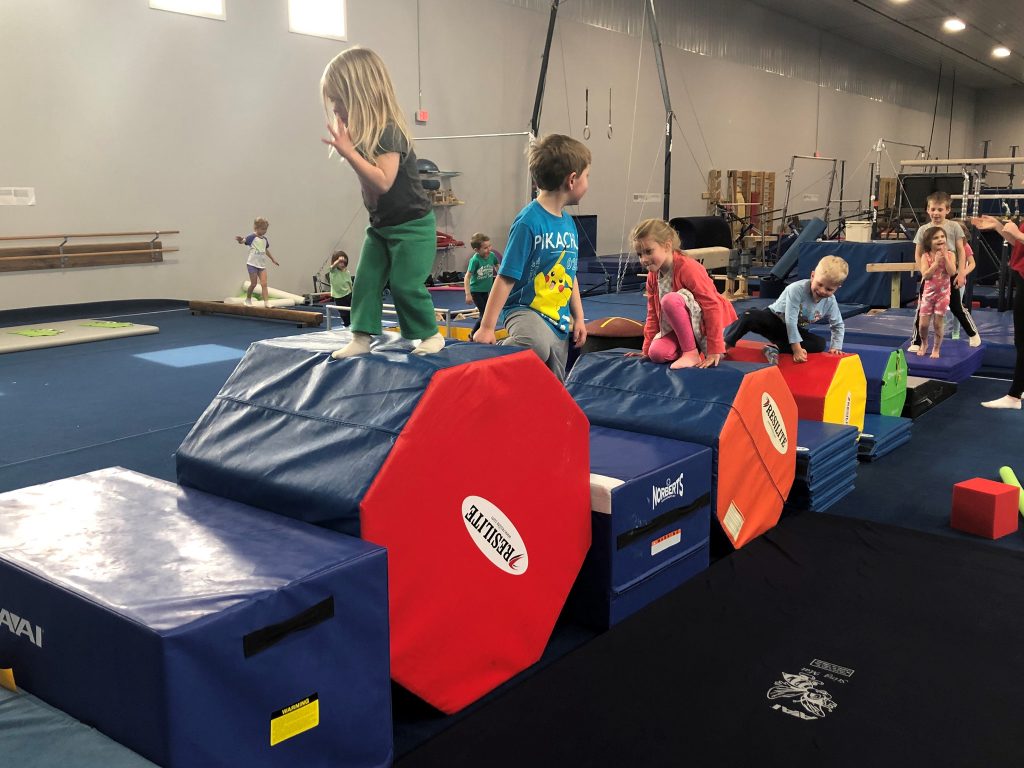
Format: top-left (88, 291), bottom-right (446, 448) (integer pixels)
top-left (809, 307), bottom-right (1013, 376)
top-left (789, 420), bottom-right (859, 512)
top-left (859, 413), bottom-right (914, 461)
top-left (0, 686), bottom-right (157, 767)
top-left (0, 468), bottom-right (392, 768)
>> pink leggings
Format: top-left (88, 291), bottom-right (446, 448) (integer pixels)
top-left (648, 292), bottom-right (697, 363)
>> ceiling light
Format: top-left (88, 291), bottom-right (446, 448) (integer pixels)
top-left (993, 46), bottom-right (1011, 58)
top-left (942, 18), bottom-right (966, 32)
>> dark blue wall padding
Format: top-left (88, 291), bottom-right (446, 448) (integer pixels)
top-left (670, 216), bottom-right (733, 250)
top-left (0, 468), bottom-right (391, 768)
top-left (176, 335), bottom-right (524, 537)
top-left (798, 240), bottom-right (917, 306)
top-left (767, 217), bottom-right (826, 280)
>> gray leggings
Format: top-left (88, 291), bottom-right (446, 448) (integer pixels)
top-left (500, 309), bottom-right (569, 382)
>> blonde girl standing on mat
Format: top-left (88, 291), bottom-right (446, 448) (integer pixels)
top-left (320, 47), bottom-right (444, 358)
top-left (235, 216), bottom-right (279, 307)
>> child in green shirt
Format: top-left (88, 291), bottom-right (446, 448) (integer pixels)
top-left (329, 250), bottom-right (353, 326)
top-left (464, 233), bottom-right (499, 338)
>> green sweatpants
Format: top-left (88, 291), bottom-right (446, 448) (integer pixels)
top-left (351, 210), bottom-right (437, 339)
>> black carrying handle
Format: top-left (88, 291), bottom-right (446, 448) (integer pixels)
top-left (243, 596), bottom-right (335, 658)
top-left (616, 493), bottom-right (710, 550)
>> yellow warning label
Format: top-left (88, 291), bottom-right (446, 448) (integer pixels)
top-left (270, 693), bottom-right (319, 747)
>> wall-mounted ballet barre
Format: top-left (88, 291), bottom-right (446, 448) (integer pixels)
top-left (0, 230), bottom-right (179, 273)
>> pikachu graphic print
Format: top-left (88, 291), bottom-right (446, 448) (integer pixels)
top-left (499, 200), bottom-right (579, 337)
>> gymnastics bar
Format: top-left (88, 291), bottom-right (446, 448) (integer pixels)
top-left (188, 300), bottom-right (323, 327)
top-left (866, 262), bottom-right (917, 309)
top-left (951, 194), bottom-right (1024, 200)
top-left (900, 157), bottom-right (1020, 167)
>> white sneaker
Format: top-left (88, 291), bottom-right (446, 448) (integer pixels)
top-left (969, 333), bottom-right (982, 348)
top-left (907, 343), bottom-right (920, 353)
top-left (762, 345), bottom-right (779, 366)
top-left (244, 298), bottom-right (252, 306)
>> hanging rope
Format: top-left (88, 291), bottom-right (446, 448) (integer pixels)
top-left (614, 0), bottom-right (650, 293)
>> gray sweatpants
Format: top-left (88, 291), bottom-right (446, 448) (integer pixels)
top-left (500, 309), bottom-right (569, 382)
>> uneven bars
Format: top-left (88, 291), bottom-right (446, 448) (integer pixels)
top-left (900, 157), bottom-right (1020, 167)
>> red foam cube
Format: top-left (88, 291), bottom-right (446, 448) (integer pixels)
top-left (951, 478), bottom-right (1019, 539)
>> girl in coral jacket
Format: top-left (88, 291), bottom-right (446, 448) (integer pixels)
top-left (631, 218), bottom-right (737, 369)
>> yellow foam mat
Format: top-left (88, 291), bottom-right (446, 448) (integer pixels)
top-left (0, 319), bottom-right (158, 354)
top-left (822, 354), bottom-right (868, 431)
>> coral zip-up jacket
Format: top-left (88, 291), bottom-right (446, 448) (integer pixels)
top-left (643, 251), bottom-right (738, 356)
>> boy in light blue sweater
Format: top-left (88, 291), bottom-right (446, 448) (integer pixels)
top-left (724, 255), bottom-right (848, 364)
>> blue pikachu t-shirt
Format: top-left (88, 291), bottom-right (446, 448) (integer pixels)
top-left (498, 200), bottom-right (579, 339)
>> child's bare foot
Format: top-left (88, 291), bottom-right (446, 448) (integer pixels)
top-left (981, 395), bottom-right (1022, 410)
top-left (916, 347), bottom-right (926, 357)
top-left (670, 350), bottom-right (702, 369)
top-left (930, 349), bottom-right (940, 359)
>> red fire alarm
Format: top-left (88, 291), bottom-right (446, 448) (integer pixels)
top-left (415, 109), bottom-right (429, 124)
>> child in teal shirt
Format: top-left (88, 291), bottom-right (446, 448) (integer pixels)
top-left (329, 250), bottom-right (353, 326)
top-left (464, 232), bottom-right (499, 338)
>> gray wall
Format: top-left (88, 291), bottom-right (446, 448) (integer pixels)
top-left (973, 86), bottom-right (1024, 169)
top-left (1, 0), bottom-right (977, 310)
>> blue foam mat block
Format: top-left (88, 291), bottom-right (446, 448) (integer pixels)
top-left (573, 426), bottom-right (713, 629)
top-left (0, 468), bottom-right (392, 768)
top-left (177, 333), bottom-right (524, 536)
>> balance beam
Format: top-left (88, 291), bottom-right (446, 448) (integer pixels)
top-left (866, 262), bottom-right (917, 309)
top-left (189, 300), bottom-right (323, 327)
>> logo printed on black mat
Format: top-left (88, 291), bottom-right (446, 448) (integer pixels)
top-left (767, 659), bottom-right (852, 720)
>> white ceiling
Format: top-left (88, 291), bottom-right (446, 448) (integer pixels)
top-left (747, 0), bottom-right (1024, 89)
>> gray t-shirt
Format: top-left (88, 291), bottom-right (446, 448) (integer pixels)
top-left (913, 219), bottom-right (965, 248)
top-left (360, 124), bottom-right (430, 229)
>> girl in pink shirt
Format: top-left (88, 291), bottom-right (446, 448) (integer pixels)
top-left (916, 226), bottom-right (956, 359)
top-left (631, 218), bottom-right (737, 369)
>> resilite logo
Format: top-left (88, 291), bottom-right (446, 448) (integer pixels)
top-left (761, 392), bottom-right (789, 454)
top-left (461, 496), bottom-right (529, 575)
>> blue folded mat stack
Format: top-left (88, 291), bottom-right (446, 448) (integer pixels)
top-left (786, 420), bottom-right (860, 513)
top-left (858, 413), bottom-right (913, 461)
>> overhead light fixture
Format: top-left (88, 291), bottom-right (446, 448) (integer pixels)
top-left (942, 18), bottom-right (966, 32)
top-left (993, 46), bottom-right (1011, 58)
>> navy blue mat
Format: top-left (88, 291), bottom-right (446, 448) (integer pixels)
top-left (809, 307), bottom-right (1015, 375)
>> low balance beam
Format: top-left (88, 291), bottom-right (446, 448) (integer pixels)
top-left (866, 262), bottom-right (917, 309)
top-left (189, 300), bottom-right (323, 327)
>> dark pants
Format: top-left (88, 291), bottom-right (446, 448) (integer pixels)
top-left (469, 291), bottom-right (489, 337)
top-left (1011, 273), bottom-right (1024, 398)
top-left (724, 308), bottom-right (826, 355)
top-left (333, 293), bottom-right (352, 326)
top-left (911, 279), bottom-right (977, 345)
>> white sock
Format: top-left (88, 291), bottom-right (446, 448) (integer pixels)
top-left (331, 332), bottom-right (372, 359)
top-left (412, 333), bottom-right (445, 355)
top-left (981, 395), bottom-right (1022, 410)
